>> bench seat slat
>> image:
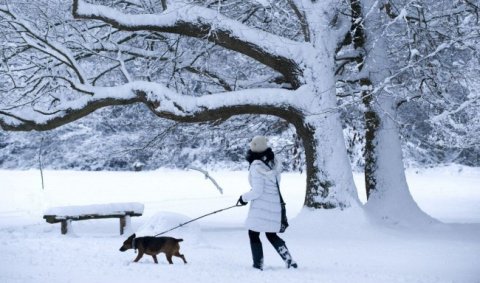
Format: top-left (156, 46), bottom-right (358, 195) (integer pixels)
top-left (44, 202), bottom-right (144, 218)
top-left (43, 212), bottom-right (142, 223)
top-left (43, 202), bottom-right (144, 235)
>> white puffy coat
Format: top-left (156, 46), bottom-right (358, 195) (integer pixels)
top-left (241, 159), bottom-right (282, 233)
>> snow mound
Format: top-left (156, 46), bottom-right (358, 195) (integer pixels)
top-left (291, 206), bottom-right (370, 236)
top-left (364, 198), bottom-right (439, 228)
top-left (135, 211), bottom-right (204, 245)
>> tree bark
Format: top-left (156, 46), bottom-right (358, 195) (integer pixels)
top-left (361, 78), bottom-right (380, 199)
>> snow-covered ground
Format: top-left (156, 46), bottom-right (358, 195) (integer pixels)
top-left (0, 166), bottom-right (479, 283)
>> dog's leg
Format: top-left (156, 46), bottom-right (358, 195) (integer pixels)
top-left (165, 254), bottom-right (173, 264)
top-left (174, 251), bottom-right (187, 264)
top-left (133, 251), bottom-right (144, 263)
top-left (152, 255), bottom-right (158, 264)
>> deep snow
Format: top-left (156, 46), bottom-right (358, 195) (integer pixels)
top-left (0, 166), bottom-right (479, 283)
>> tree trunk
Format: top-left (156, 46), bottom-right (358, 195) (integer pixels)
top-left (291, 0), bottom-right (360, 209)
top-left (299, 116), bottom-right (360, 209)
top-left (295, 67), bottom-right (360, 209)
top-left (364, 96), bottom-right (435, 224)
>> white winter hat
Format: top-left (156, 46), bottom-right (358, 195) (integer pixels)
top-left (249, 136), bottom-right (269, 153)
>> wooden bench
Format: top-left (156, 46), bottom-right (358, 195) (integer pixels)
top-left (43, 202), bottom-right (144, 235)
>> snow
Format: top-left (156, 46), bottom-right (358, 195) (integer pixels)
top-left (44, 202), bottom-right (144, 217)
top-left (253, 0), bottom-right (271, 7)
top-left (1, 166), bottom-right (479, 283)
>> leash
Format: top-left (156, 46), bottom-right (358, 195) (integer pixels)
top-left (153, 204), bottom-right (242, 237)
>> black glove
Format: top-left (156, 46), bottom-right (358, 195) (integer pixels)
top-left (237, 196), bottom-right (248, 206)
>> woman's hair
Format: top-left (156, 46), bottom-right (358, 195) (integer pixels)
top-left (246, 147), bottom-right (275, 167)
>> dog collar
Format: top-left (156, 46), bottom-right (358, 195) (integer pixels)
top-left (132, 237), bottom-right (137, 253)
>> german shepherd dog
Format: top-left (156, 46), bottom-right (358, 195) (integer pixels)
top-left (119, 234), bottom-right (187, 264)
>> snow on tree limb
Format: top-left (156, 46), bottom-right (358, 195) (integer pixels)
top-left (430, 93), bottom-right (480, 123)
top-left (0, 81), bottom-right (304, 131)
top-left (71, 0), bottom-right (307, 87)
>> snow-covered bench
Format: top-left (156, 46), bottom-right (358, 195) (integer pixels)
top-left (43, 202), bottom-right (144, 235)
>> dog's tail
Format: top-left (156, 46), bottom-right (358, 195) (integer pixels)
top-left (176, 238), bottom-right (184, 242)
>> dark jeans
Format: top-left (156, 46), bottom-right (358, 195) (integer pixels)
top-left (248, 230), bottom-right (285, 247)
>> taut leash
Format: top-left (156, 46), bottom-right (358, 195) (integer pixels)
top-left (153, 204), bottom-right (242, 237)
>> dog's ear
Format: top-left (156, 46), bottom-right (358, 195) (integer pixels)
top-left (132, 233), bottom-right (136, 238)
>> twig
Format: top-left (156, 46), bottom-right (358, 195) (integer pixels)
top-left (38, 137), bottom-right (45, 190)
top-left (188, 166), bottom-right (223, 194)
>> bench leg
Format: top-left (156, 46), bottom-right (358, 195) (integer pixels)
top-left (61, 220), bottom-right (71, 235)
top-left (120, 215), bottom-right (131, 235)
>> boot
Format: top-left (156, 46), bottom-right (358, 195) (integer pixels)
top-left (268, 236), bottom-right (297, 269)
top-left (250, 241), bottom-right (264, 270)
top-left (276, 244), bottom-right (298, 269)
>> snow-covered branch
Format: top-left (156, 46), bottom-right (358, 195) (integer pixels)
top-left (72, 0), bottom-right (306, 87)
top-left (430, 93), bottom-right (480, 123)
top-left (188, 166), bottom-right (224, 194)
top-left (0, 81), bottom-right (304, 131)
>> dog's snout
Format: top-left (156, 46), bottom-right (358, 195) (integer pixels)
top-left (119, 246), bottom-right (126, 252)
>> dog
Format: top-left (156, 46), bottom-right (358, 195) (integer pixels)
top-left (119, 233), bottom-right (187, 264)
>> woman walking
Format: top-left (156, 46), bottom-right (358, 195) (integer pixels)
top-left (237, 136), bottom-right (297, 270)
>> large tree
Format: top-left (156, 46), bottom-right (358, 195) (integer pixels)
top-left (344, 0), bottom-right (429, 222)
top-left (0, 0), bottom-right (360, 209)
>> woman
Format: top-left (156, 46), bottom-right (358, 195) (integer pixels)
top-left (237, 136), bottom-right (297, 270)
